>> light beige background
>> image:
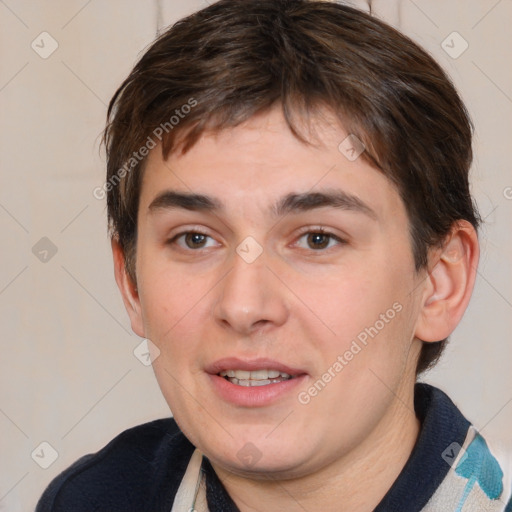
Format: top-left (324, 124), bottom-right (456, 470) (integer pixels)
top-left (0, 1), bottom-right (511, 510)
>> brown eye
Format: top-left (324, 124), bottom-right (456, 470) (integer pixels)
top-left (295, 229), bottom-right (346, 251)
top-left (169, 231), bottom-right (218, 250)
top-left (184, 233), bottom-right (208, 248)
top-left (306, 233), bottom-right (331, 250)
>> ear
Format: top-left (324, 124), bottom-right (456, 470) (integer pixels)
top-left (414, 220), bottom-right (479, 342)
top-left (111, 237), bottom-right (145, 337)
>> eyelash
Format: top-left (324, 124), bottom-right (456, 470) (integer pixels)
top-left (168, 228), bottom-right (218, 250)
top-left (168, 226), bottom-right (347, 252)
top-left (293, 226), bottom-right (347, 251)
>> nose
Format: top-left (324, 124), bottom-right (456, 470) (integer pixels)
top-left (212, 247), bottom-right (289, 336)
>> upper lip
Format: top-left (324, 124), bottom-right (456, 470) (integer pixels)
top-left (205, 357), bottom-right (308, 376)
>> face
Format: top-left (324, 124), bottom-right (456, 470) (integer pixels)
top-left (129, 107), bottom-right (427, 478)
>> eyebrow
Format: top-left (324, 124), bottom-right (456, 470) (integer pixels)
top-left (148, 189), bottom-right (377, 220)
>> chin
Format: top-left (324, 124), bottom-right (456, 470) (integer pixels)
top-left (202, 433), bottom-right (316, 477)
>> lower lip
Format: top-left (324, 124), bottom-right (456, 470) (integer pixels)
top-left (208, 374), bottom-right (308, 407)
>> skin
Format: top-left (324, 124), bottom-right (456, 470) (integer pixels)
top-left (113, 106), bottom-right (479, 511)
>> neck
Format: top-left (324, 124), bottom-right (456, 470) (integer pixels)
top-left (210, 385), bottom-right (421, 512)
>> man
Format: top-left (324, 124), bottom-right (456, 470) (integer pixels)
top-left (37, 0), bottom-right (511, 510)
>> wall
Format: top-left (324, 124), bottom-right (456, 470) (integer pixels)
top-left (0, 1), bottom-right (510, 510)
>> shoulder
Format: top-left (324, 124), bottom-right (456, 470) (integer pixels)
top-left (414, 384), bottom-right (512, 511)
top-left (36, 417), bottom-right (195, 512)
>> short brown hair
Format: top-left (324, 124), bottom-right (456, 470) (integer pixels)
top-left (102, 0), bottom-right (481, 375)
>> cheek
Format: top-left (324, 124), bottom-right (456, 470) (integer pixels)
top-left (139, 257), bottom-right (205, 323)
top-left (292, 264), bottom-right (387, 344)
top-left (137, 267), bottom-right (213, 373)
top-left (299, 259), bottom-right (415, 375)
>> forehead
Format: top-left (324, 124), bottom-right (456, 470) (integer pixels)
top-left (139, 107), bottom-right (404, 223)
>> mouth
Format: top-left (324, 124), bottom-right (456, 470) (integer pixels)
top-left (205, 357), bottom-right (308, 406)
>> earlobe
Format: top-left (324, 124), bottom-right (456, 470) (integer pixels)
top-left (414, 221), bottom-right (479, 342)
top-left (111, 238), bottom-right (145, 337)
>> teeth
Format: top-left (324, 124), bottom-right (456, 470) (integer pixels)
top-left (227, 378), bottom-right (287, 387)
top-left (217, 368), bottom-right (297, 387)
top-left (238, 379), bottom-right (271, 387)
top-left (218, 369), bottom-right (292, 380)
